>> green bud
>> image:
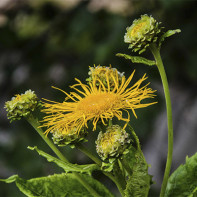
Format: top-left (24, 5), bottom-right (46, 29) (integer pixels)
top-left (124, 14), bottom-right (162, 54)
top-left (52, 127), bottom-right (87, 147)
top-left (96, 125), bottom-right (131, 161)
top-left (5, 90), bottom-right (39, 122)
top-left (86, 65), bottom-right (125, 90)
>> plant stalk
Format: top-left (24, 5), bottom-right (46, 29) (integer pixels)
top-left (26, 114), bottom-right (100, 197)
top-left (150, 44), bottom-right (174, 197)
top-left (76, 143), bottom-right (125, 196)
top-left (26, 114), bottom-right (68, 162)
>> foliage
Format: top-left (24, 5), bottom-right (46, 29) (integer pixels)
top-left (165, 152), bottom-right (197, 197)
top-left (116, 53), bottom-right (156, 66)
top-left (28, 146), bottom-right (99, 174)
top-left (0, 173), bottom-right (114, 197)
top-left (123, 126), bottom-right (151, 197)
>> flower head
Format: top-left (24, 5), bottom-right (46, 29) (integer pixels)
top-left (41, 69), bottom-right (156, 135)
top-left (124, 14), bottom-right (162, 54)
top-left (96, 125), bottom-right (130, 160)
top-left (86, 65), bottom-right (125, 90)
top-left (52, 126), bottom-right (87, 147)
top-left (5, 90), bottom-right (39, 122)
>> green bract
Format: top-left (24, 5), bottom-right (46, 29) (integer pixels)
top-left (52, 127), bottom-right (87, 147)
top-left (96, 125), bottom-right (130, 161)
top-left (5, 90), bottom-right (39, 122)
top-left (124, 14), bottom-right (162, 54)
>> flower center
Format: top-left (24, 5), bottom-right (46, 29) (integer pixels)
top-left (77, 93), bottom-right (119, 114)
top-left (101, 132), bottom-right (116, 150)
top-left (131, 22), bottom-right (146, 36)
top-left (15, 94), bottom-right (21, 101)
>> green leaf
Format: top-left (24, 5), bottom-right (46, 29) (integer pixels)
top-left (123, 126), bottom-right (151, 197)
top-left (159, 29), bottom-right (181, 48)
top-left (0, 175), bottom-right (19, 183)
top-left (116, 53), bottom-right (156, 66)
top-left (124, 150), bottom-right (151, 197)
top-left (165, 152), bottom-right (197, 197)
top-left (28, 146), bottom-right (99, 174)
top-left (0, 173), bottom-right (114, 197)
top-left (188, 187), bottom-right (197, 197)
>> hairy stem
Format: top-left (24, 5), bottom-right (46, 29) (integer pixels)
top-left (150, 44), bottom-right (174, 197)
top-left (26, 115), bottom-right (100, 197)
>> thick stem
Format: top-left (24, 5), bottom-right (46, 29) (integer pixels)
top-left (150, 44), bottom-right (173, 197)
top-left (76, 143), bottom-right (125, 196)
top-left (26, 115), bottom-right (100, 197)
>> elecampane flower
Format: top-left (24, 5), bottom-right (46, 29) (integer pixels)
top-left (41, 70), bottom-right (156, 135)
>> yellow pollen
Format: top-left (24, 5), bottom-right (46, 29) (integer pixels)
top-left (101, 132), bottom-right (116, 150)
top-left (15, 94), bottom-right (21, 101)
top-left (77, 93), bottom-right (119, 114)
top-left (131, 22), bottom-right (146, 36)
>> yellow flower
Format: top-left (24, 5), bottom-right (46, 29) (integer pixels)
top-left (41, 70), bottom-right (156, 135)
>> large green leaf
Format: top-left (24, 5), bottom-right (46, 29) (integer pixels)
top-left (165, 152), bottom-right (197, 197)
top-left (28, 146), bottom-right (99, 174)
top-left (123, 126), bottom-right (151, 197)
top-left (0, 173), bottom-right (114, 197)
top-left (158, 29), bottom-right (181, 48)
top-left (124, 149), bottom-right (151, 197)
top-left (116, 53), bottom-right (156, 66)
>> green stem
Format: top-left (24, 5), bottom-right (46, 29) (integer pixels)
top-left (109, 119), bottom-right (113, 126)
top-left (76, 143), bottom-right (102, 166)
top-left (26, 114), bottom-right (100, 197)
top-left (150, 44), bottom-right (173, 197)
top-left (26, 114), bottom-right (68, 162)
top-left (76, 143), bottom-right (125, 197)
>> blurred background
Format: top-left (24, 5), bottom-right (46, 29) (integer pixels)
top-left (0, 0), bottom-right (197, 196)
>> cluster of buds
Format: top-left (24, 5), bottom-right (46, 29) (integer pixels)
top-left (4, 90), bottom-right (40, 122)
top-left (86, 65), bottom-right (125, 90)
top-left (96, 125), bottom-right (131, 161)
top-left (124, 14), bottom-right (162, 54)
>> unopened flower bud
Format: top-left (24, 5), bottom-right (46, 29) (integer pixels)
top-left (5, 90), bottom-right (39, 122)
top-left (86, 65), bottom-right (125, 90)
top-left (124, 14), bottom-right (162, 54)
top-left (52, 126), bottom-right (87, 147)
top-left (96, 125), bottom-right (130, 160)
